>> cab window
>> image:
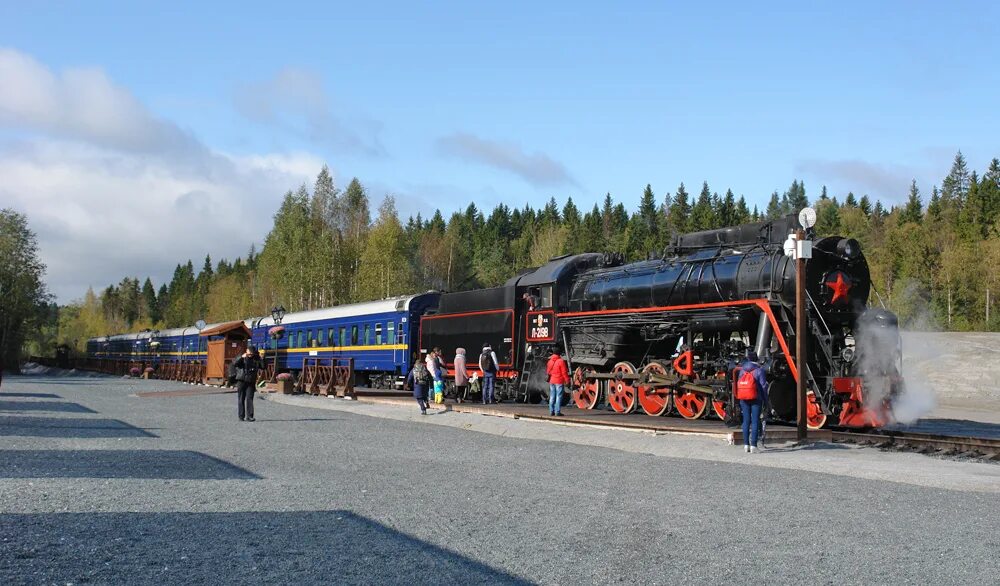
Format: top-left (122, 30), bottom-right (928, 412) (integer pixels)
top-left (539, 285), bottom-right (553, 308)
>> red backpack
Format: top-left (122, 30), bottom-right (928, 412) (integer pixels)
top-left (735, 366), bottom-right (758, 401)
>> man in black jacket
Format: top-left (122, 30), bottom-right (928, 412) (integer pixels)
top-left (232, 346), bottom-right (262, 421)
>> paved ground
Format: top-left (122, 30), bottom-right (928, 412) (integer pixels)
top-left (2, 373), bottom-right (999, 585)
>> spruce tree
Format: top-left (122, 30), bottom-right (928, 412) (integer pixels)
top-left (765, 191), bottom-right (782, 219)
top-left (668, 183), bottom-right (691, 234)
top-left (859, 195), bottom-right (872, 217)
top-left (941, 151), bottom-right (971, 208)
top-left (735, 195), bottom-right (751, 224)
top-left (981, 158), bottom-right (1000, 234)
top-left (639, 184), bottom-right (658, 233)
top-left (141, 278), bottom-right (158, 323)
top-left (689, 182), bottom-right (716, 231)
top-left (719, 189), bottom-right (737, 226)
top-left (927, 186), bottom-right (942, 220)
top-left (786, 180), bottom-right (808, 211)
top-left (901, 180), bottom-right (922, 224)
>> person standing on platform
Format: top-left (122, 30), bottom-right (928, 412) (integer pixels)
top-left (734, 350), bottom-right (769, 453)
top-left (479, 343), bottom-right (499, 404)
top-left (546, 348), bottom-right (569, 416)
top-left (406, 356), bottom-right (431, 415)
top-left (453, 347), bottom-right (469, 403)
top-left (233, 346), bottom-right (263, 422)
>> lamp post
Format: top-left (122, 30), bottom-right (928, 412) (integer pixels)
top-left (788, 208), bottom-right (816, 442)
top-left (270, 305), bottom-right (286, 379)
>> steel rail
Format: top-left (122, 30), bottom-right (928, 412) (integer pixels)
top-left (831, 429), bottom-right (1000, 459)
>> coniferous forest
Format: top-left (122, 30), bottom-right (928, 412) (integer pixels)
top-left (34, 151), bottom-right (1000, 354)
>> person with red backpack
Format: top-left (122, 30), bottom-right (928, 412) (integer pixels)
top-left (546, 348), bottom-right (569, 416)
top-left (735, 350), bottom-right (769, 453)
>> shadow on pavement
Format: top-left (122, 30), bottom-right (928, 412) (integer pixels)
top-left (0, 450), bottom-right (260, 480)
top-left (255, 418), bottom-right (343, 422)
top-left (0, 416), bottom-right (157, 439)
top-left (0, 510), bottom-right (529, 585)
top-left (887, 418), bottom-right (1000, 440)
top-left (0, 392), bottom-right (62, 399)
top-left (0, 400), bottom-right (97, 414)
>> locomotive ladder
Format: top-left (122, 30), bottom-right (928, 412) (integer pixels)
top-left (515, 352), bottom-right (536, 403)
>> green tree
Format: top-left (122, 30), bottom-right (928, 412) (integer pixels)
top-left (357, 196), bottom-right (413, 298)
top-left (765, 191), bottom-right (782, 219)
top-left (0, 209), bottom-right (50, 370)
top-left (689, 182), bottom-right (716, 231)
top-left (718, 189), bottom-right (737, 226)
top-left (900, 180), bottom-right (923, 224)
top-left (668, 183), bottom-right (691, 234)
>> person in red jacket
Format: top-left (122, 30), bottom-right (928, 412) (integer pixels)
top-left (546, 348), bottom-right (570, 416)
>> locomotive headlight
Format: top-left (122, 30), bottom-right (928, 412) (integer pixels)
top-left (836, 238), bottom-right (861, 260)
top-left (841, 346), bottom-right (856, 363)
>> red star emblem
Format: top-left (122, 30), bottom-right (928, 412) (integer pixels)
top-left (825, 272), bottom-right (852, 304)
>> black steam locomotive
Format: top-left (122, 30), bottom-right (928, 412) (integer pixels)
top-left (421, 215), bottom-right (901, 429)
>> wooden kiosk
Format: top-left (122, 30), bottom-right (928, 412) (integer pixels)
top-left (200, 321), bottom-right (251, 385)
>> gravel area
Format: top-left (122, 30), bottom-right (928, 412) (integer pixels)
top-left (1, 372), bottom-right (999, 585)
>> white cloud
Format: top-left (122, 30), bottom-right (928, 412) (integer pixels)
top-left (436, 132), bottom-right (577, 188)
top-left (234, 67), bottom-right (384, 155)
top-left (0, 139), bottom-right (324, 303)
top-left (0, 48), bottom-right (326, 303)
top-left (795, 158), bottom-right (921, 203)
top-left (0, 48), bottom-right (200, 154)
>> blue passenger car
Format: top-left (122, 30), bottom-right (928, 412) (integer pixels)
top-left (249, 293), bottom-right (440, 388)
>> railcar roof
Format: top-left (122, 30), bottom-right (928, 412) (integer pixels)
top-left (251, 294), bottom-right (425, 328)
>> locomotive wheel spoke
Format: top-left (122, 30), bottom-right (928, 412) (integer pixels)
top-left (806, 391), bottom-right (828, 430)
top-left (637, 362), bottom-right (671, 416)
top-left (572, 376), bottom-right (600, 410)
top-left (608, 362), bottom-right (638, 414)
top-left (712, 399), bottom-right (727, 420)
top-left (674, 390), bottom-right (709, 419)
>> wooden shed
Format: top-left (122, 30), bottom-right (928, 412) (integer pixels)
top-left (200, 321), bottom-right (252, 385)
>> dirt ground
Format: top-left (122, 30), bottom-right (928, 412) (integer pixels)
top-left (901, 331), bottom-right (1000, 423)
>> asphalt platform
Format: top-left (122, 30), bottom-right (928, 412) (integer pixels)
top-left (2, 371), bottom-right (998, 585)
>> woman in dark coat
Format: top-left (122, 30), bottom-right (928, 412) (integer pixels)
top-left (232, 346), bottom-right (263, 421)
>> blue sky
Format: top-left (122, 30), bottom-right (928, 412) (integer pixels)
top-left (1, 1), bottom-right (998, 301)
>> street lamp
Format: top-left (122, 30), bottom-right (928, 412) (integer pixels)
top-left (269, 305), bottom-right (286, 381)
top-left (787, 208), bottom-right (816, 442)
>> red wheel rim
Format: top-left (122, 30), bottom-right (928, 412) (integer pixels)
top-left (637, 362), bottom-right (671, 416)
top-left (806, 391), bottom-right (827, 430)
top-left (712, 399), bottom-right (727, 420)
top-left (573, 374), bottom-right (600, 410)
top-left (607, 362), bottom-right (638, 414)
top-left (674, 390), bottom-right (708, 419)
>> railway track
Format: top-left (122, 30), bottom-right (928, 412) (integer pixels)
top-left (831, 429), bottom-right (1000, 461)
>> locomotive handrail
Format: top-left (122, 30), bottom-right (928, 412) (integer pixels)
top-left (804, 290), bottom-right (833, 339)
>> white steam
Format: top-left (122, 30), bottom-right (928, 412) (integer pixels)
top-left (855, 314), bottom-right (936, 425)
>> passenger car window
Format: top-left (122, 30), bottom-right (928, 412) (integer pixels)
top-left (375, 323), bottom-right (383, 345)
top-left (351, 325), bottom-right (358, 346)
top-left (339, 327), bottom-right (346, 347)
top-left (364, 324), bottom-right (371, 345)
top-left (387, 322), bottom-right (395, 344)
